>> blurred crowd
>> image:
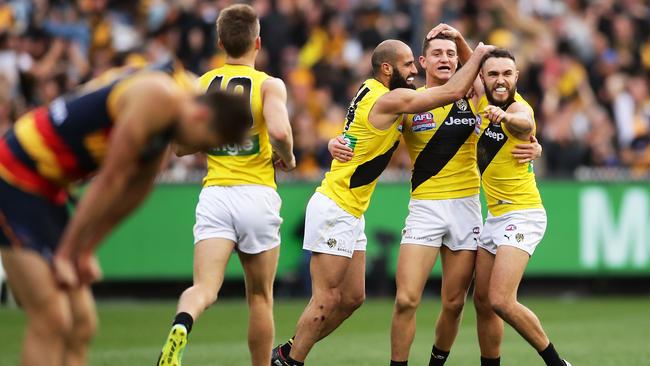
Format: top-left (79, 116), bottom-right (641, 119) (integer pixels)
top-left (0, 0), bottom-right (648, 180)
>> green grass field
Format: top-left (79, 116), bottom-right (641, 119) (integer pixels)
top-left (1, 297), bottom-right (650, 365)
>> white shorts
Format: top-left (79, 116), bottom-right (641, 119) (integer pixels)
top-left (479, 209), bottom-right (547, 256)
top-left (302, 192), bottom-right (367, 258)
top-left (401, 195), bottom-right (482, 251)
top-left (193, 185), bottom-right (282, 254)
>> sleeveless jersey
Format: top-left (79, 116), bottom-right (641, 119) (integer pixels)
top-left (476, 92), bottom-right (543, 216)
top-left (316, 78), bottom-right (402, 217)
top-left (198, 64), bottom-right (275, 189)
top-left (403, 89), bottom-right (480, 200)
top-left (0, 60), bottom-right (187, 204)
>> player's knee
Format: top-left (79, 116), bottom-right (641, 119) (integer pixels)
top-left (488, 294), bottom-right (513, 318)
top-left (69, 310), bottom-right (98, 346)
top-left (340, 291), bottom-right (365, 314)
top-left (394, 291), bottom-right (421, 314)
top-left (441, 296), bottom-right (466, 318)
top-left (31, 303), bottom-right (74, 339)
top-left (316, 287), bottom-right (342, 311)
top-left (186, 284), bottom-right (220, 307)
top-left (473, 290), bottom-right (491, 313)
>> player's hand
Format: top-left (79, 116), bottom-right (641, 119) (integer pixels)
top-left (328, 136), bottom-right (354, 162)
top-left (274, 154), bottom-right (296, 172)
top-left (482, 105), bottom-right (508, 124)
top-left (426, 23), bottom-right (460, 40)
top-left (52, 254), bottom-right (79, 288)
top-left (77, 252), bottom-right (103, 285)
top-left (474, 42), bottom-right (495, 56)
top-left (512, 135), bottom-right (542, 163)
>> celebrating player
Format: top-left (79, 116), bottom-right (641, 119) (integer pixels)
top-left (271, 38), bottom-right (495, 366)
top-left (473, 48), bottom-right (571, 366)
top-left (157, 4), bottom-right (295, 366)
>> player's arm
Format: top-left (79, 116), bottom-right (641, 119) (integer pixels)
top-left (54, 76), bottom-right (178, 285)
top-left (511, 135), bottom-right (542, 163)
top-left (372, 43), bottom-right (494, 129)
top-left (171, 142), bottom-right (199, 157)
top-left (426, 23), bottom-right (473, 65)
top-left (262, 77), bottom-right (296, 171)
top-left (328, 135), bottom-right (354, 162)
top-left (482, 102), bottom-right (534, 140)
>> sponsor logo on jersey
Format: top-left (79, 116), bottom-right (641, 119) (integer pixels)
top-left (473, 226), bottom-right (481, 235)
top-left (444, 115), bottom-right (481, 127)
top-left (208, 134), bottom-right (260, 156)
top-left (515, 233), bottom-right (524, 243)
top-left (485, 127), bottom-right (505, 141)
top-left (411, 112), bottom-right (436, 132)
top-left (327, 238), bottom-right (337, 248)
top-left (505, 224), bottom-right (517, 231)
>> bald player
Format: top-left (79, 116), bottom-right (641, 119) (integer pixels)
top-left (271, 39), bottom-right (495, 366)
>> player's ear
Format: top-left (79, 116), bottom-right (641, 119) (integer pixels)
top-left (255, 36), bottom-right (261, 50)
top-left (217, 39), bottom-right (224, 51)
top-left (419, 55), bottom-right (426, 69)
top-left (381, 62), bottom-right (392, 77)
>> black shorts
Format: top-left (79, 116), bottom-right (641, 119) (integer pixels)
top-left (0, 177), bottom-right (69, 261)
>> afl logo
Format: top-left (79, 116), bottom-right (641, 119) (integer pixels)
top-left (412, 112), bottom-right (436, 132)
top-left (455, 99), bottom-right (468, 111)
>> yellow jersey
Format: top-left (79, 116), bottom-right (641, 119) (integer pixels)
top-left (403, 90), bottom-right (480, 200)
top-left (316, 78), bottom-right (402, 217)
top-left (476, 93), bottom-right (543, 216)
top-left (198, 64), bottom-right (276, 189)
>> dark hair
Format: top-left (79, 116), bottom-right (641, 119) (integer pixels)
top-left (217, 4), bottom-right (259, 58)
top-left (199, 90), bottom-right (252, 145)
top-left (422, 33), bottom-right (456, 56)
top-left (480, 48), bottom-right (516, 67)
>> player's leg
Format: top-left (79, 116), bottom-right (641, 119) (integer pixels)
top-left (289, 252), bottom-right (352, 362)
top-left (1, 248), bottom-right (73, 366)
top-left (64, 285), bottom-right (98, 366)
top-left (390, 244), bottom-right (439, 363)
top-left (473, 247), bottom-right (503, 364)
top-left (430, 247), bottom-right (475, 363)
top-left (158, 238), bottom-right (235, 365)
top-left (239, 246), bottom-right (280, 366)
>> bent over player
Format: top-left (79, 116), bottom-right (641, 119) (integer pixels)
top-left (0, 62), bottom-right (250, 366)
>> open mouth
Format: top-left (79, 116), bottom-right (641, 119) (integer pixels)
top-left (437, 66), bottom-right (451, 71)
top-left (406, 76), bottom-right (415, 83)
top-left (494, 86), bottom-right (508, 94)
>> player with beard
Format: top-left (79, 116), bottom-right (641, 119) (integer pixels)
top-left (327, 25), bottom-right (542, 366)
top-left (271, 39), bottom-right (495, 366)
top-left (473, 48), bottom-right (572, 366)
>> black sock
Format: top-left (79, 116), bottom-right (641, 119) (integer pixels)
top-left (539, 342), bottom-right (564, 366)
top-left (429, 345), bottom-right (450, 366)
top-left (172, 312), bottom-right (194, 334)
top-left (390, 361), bottom-right (408, 366)
top-left (280, 336), bottom-right (295, 357)
top-left (481, 356), bottom-right (501, 366)
top-left (286, 356), bottom-right (304, 366)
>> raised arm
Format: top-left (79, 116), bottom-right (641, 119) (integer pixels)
top-left (372, 43), bottom-right (494, 129)
top-left (262, 77), bottom-right (296, 171)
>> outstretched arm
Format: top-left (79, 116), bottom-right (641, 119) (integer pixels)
top-left (482, 102), bottom-right (535, 140)
top-left (372, 43), bottom-right (494, 129)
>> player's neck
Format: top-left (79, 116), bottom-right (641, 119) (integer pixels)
top-left (425, 75), bottom-right (445, 89)
top-left (225, 52), bottom-right (257, 68)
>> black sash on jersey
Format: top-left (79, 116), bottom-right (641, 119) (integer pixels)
top-left (411, 99), bottom-right (476, 191)
top-left (350, 140), bottom-right (399, 188)
top-left (477, 123), bottom-right (508, 174)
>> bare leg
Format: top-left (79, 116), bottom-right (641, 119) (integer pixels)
top-left (1, 248), bottom-right (73, 366)
top-left (390, 244), bottom-right (439, 361)
top-left (238, 246), bottom-right (280, 366)
top-left (64, 285), bottom-right (98, 366)
top-left (473, 248), bottom-right (503, 359)
top-left (433, 247), bottom-right (475, 351)
top-left (489, 245), bottom-right (550, 351)
top-left (176, 238), bottom-right (235, 319)
top-left (289, 253), bottom-right (352, 362)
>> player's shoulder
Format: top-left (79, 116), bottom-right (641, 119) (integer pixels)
top-left (120, 73), bottom-right (181, 109)
top-left (511, 92), bottom-right (534, 114)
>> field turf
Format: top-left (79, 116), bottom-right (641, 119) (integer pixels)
top-left (1, 297), bottom-right (649, 365)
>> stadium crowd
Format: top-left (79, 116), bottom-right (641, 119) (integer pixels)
top-left (0, 0), bottom-right (648, 179)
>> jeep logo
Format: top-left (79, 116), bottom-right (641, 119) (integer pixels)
top-left (485, 129), bottom-right (505, 141)
top-left (444, 116), bottom-right (480, 126)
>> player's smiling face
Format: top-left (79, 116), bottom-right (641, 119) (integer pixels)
top-left (420, 38), bottom-right (458, 83)
top-left (388, 47), bottom-right (418, 90)
top-left (480, 57), bottom-right (518, 107)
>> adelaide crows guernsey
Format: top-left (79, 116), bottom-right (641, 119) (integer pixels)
top-left (476, 92), bottom-right (543, 216)
top-left (403, 89), bottom-right (480, 200)
top-left (316, 78), bottom-right (402, 217)
top-left (198, 64), bottom-right (276, 189)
